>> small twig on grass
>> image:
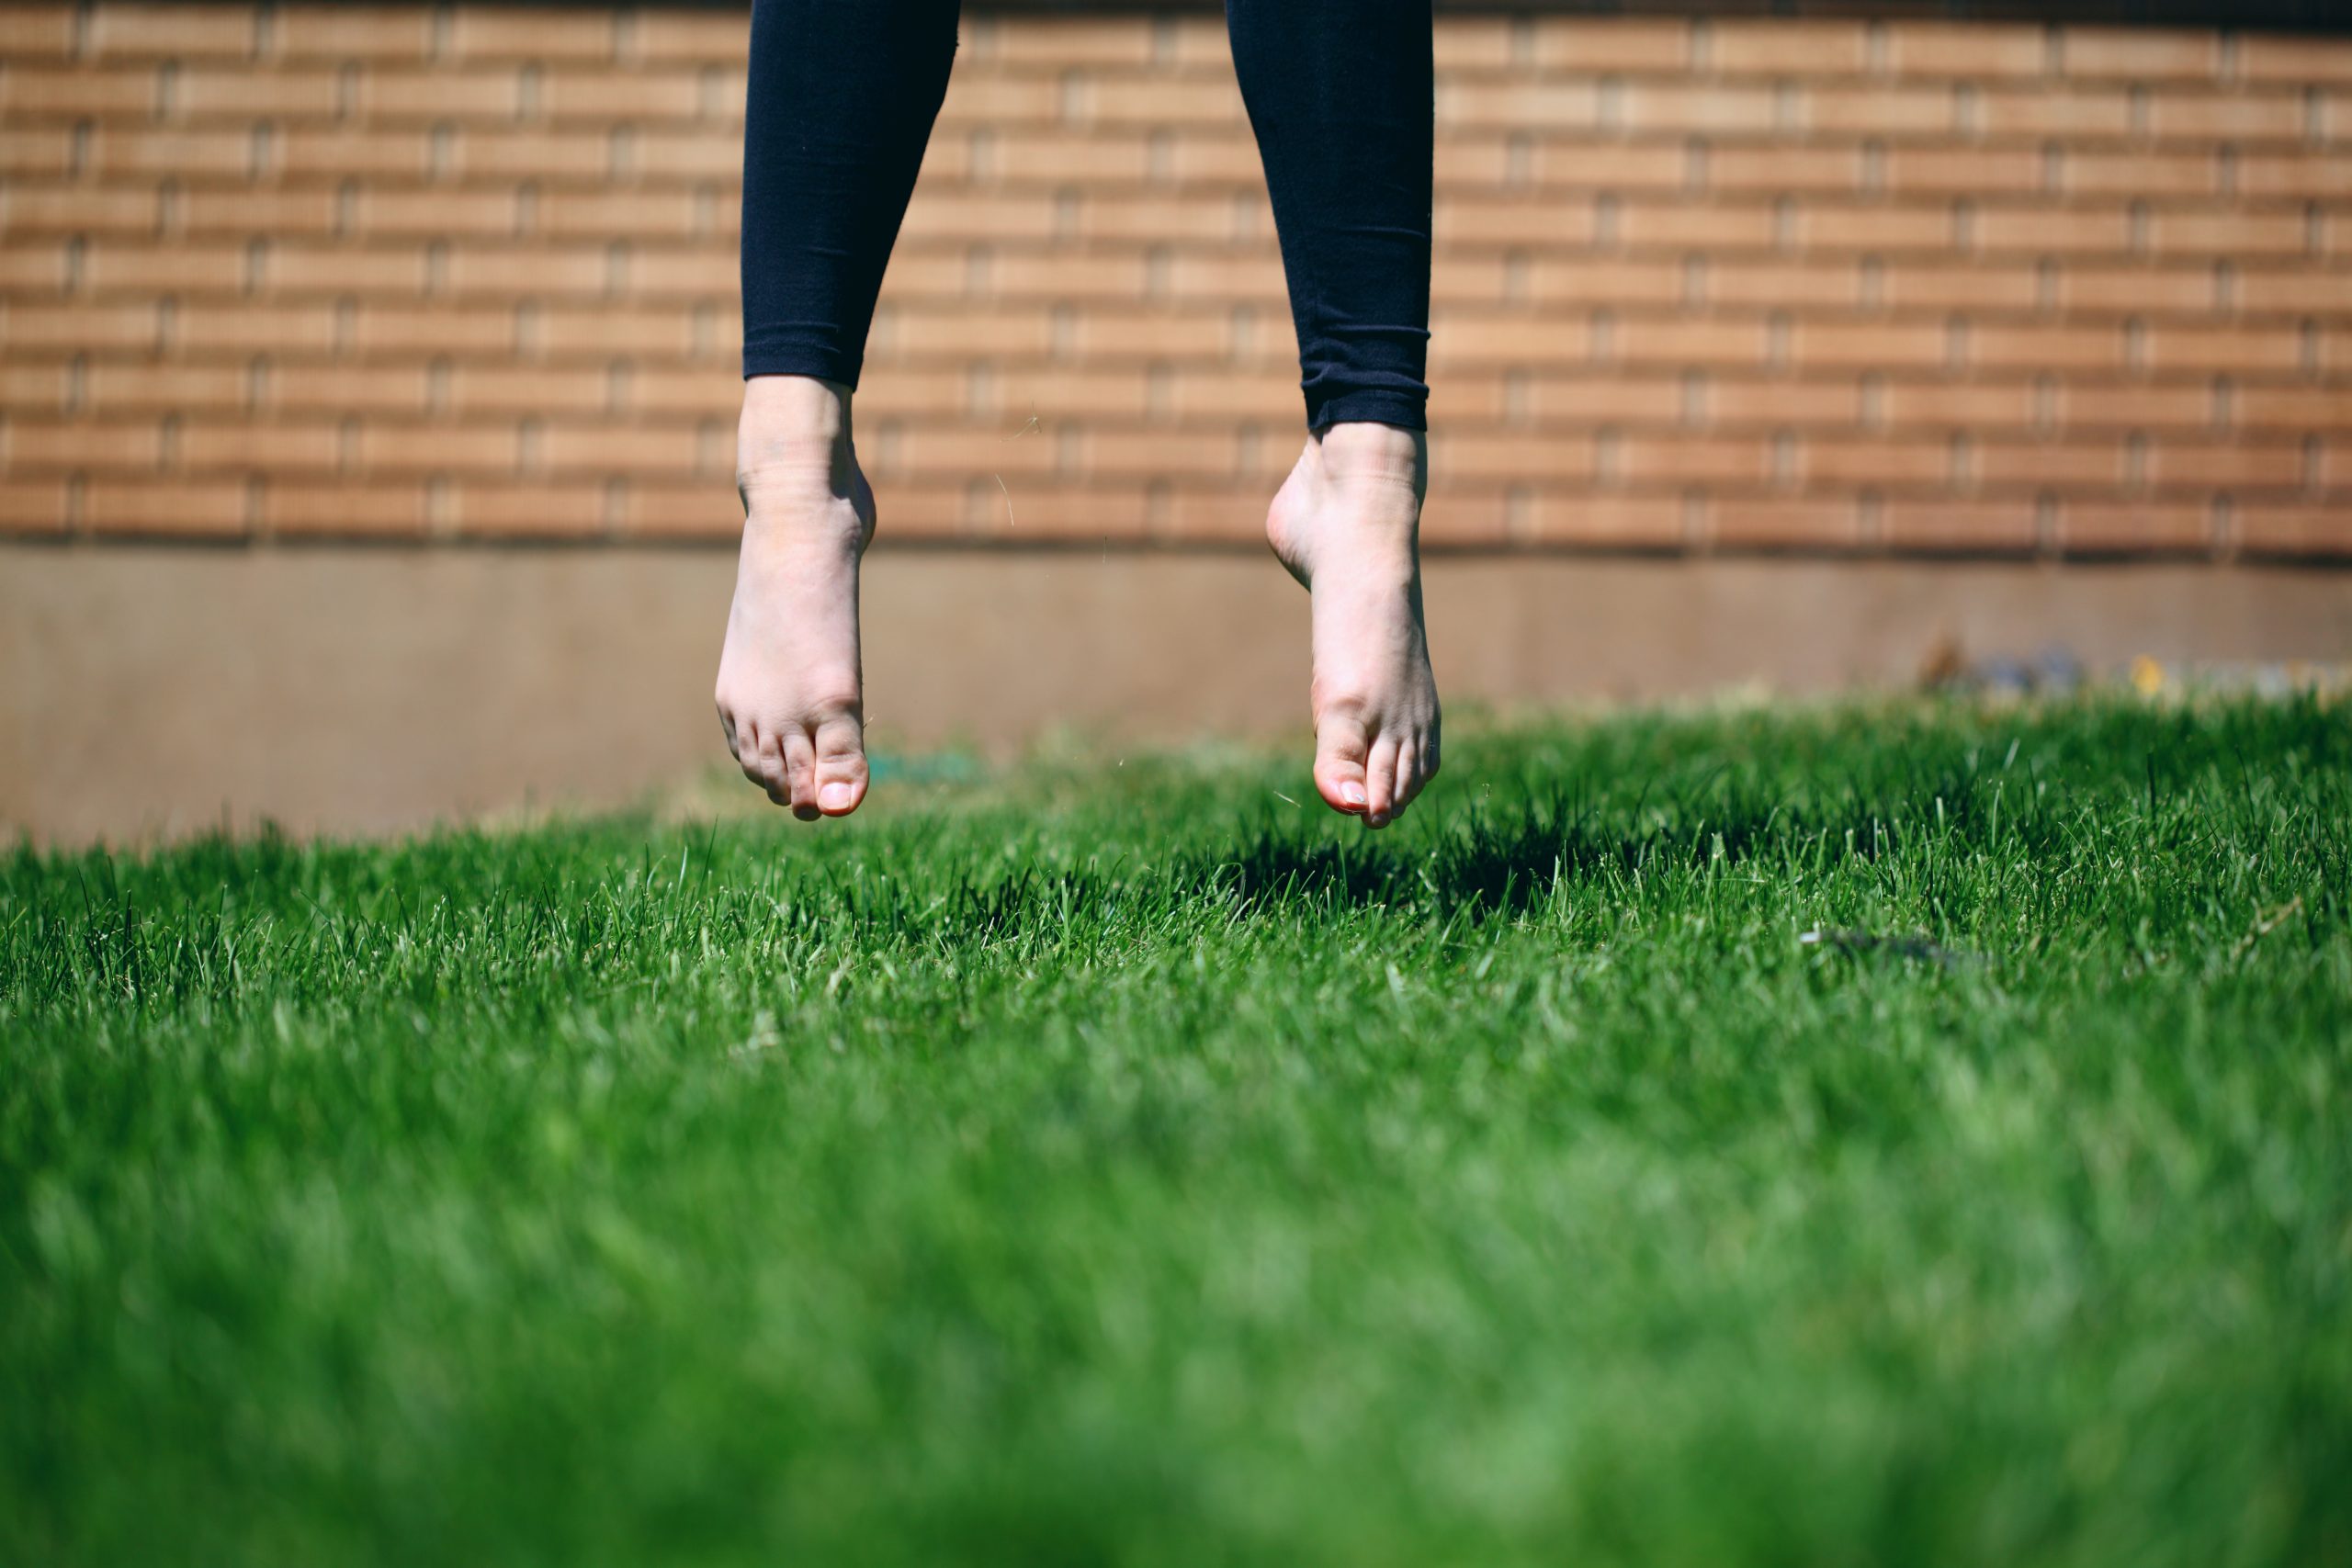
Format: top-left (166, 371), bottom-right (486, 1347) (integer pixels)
top-left (2231, 896), bottom-right (2304, 964)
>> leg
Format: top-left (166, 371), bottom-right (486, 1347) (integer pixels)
top-left (718, 0), bottom-right (958, 819)
top-left (1228, 0), bottom-right (1441, 829)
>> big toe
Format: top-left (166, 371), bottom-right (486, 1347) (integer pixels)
top-left (811, 712), bottom-right (869, 817)
top-left (1313, 708), bottom-right (1372, 817)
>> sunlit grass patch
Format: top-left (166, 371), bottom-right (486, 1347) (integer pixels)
top-left (4, 693), bottom-right (2347, 1566)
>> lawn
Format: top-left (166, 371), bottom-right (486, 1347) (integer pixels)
top-left (4, 694), bottom-right (2348, 1566)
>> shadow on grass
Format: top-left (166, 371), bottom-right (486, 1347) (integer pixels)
top-left (1204, 750), bottom-right (2079, 921)
top-left (865, 761), bottom-right (2069, 954)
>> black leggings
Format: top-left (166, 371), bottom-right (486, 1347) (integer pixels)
top-left (741, 0), bottom-right (1433, 433)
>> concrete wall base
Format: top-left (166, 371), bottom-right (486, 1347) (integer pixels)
top-left (6, 545), bottom-right (2346, 844)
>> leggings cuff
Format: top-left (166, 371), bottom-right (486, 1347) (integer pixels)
top-left (1307, 389), bottom-right (1428, 434)
top-left (743, 348), bottom-right (865, 390)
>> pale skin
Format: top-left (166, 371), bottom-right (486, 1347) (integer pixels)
top-left (716, 374), bottom-right (1441, 827)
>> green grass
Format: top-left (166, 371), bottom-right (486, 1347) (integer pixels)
top-left (5, 694), bottom-right (2349, 1567)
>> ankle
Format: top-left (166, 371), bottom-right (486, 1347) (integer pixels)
top-left (1313, 422), bottom-right (1427, 493)
top-left (740, 376), bottom-right (855, 483)
top-left (739, 491), bottom-right (871, 563)
top-left (743, 374), bottom-right (852, 436)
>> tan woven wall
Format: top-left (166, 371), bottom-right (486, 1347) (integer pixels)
top-left (2, 6), bottom-right (2348, 558)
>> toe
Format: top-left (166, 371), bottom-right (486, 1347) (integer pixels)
top-left (1363, 733), bottom-right (1402, 828)
top-left (1393, 738), bottom-right (1423, 813)
top-left (1313, 707), bottom-right (1372, 817)
top-left (758, 735), bottom-right (797, 809)
top-left (780, 728), bottom-right (821, 821)
top-left (733, 717), bottom-right (772, 788)
top-left (811, 711), bottom-right (869, 817)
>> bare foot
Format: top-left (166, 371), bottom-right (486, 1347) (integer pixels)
top-left (715, 377), bottom-right (874, 820)
top-left (1264, 423), bottom-right (1442, 829)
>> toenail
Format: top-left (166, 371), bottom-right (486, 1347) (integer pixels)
top-left (819, 782), bottom-right (855, 811)
top-left (1340, 782), bottom-right (1367, 808)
